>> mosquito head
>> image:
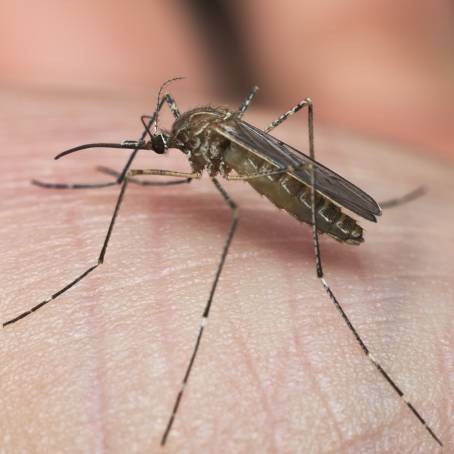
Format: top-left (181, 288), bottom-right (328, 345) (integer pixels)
top-left (150, 132), bottom-right (169, 154)
top-left (151, 133), bottom-right (167, 154)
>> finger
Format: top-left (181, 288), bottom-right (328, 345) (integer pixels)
top-left (1, 92), bottom-right (451, 452)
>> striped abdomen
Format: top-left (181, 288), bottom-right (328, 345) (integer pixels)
top-left (224, 144), bottom-right (363, 244)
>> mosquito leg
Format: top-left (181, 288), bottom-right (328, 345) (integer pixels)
top-left (299, 101), bottom-right (443, 447)
top-left (161, 177), bottom-right (238, 446)
top-left (238, 85), bottom-right (259, 118)
top-left (265, 98), bottom-right (312, 133)
top-left (140, 93), bottom-right (181, 138)
top-left (128, 169), bottom-right (200, 179)
top-left (31, 180), bottom-right (118, 190)
top-left (314, 264), bottom-right (444, 447)
top-left (379, 186), bottom-right (425, 209)
top-left (162, 92), bottom-right (181, 119)
top-left (96, 166), bottom-right (193, 186)
top-left (141, 92), bottom-right (180, 130)
top-left (3, 166), bottom-right (196, 327)
top-left (262, 98), bottom-right (442, 445)
top-left (3, 177), bottom-right (130, 327)
top-left (225, 166), bottom-right (290, 181)
top-left (140, 115), bottom-right (156, 141)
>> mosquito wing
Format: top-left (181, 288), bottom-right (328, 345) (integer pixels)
top-left (215, 120), bottom-right (381, 222)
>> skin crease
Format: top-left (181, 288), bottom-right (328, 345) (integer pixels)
top-left (0, 90), bottom-right (453, 454)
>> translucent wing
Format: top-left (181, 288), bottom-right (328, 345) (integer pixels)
top-left (215, 120), bottom-right (381, 222)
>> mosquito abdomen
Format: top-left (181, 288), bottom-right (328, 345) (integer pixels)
top-left (224, 144), bottom-right (363, 244)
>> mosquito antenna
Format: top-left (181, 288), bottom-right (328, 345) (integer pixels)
top-left (54, 141), bottom-right (152, 160)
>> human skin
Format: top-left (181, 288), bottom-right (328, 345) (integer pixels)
top-left (0, 90), bottom-right (453, 453)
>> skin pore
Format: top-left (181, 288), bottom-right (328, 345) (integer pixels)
top-left (1, 90), bottom-right (452, 453)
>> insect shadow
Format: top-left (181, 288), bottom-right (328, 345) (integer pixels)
top-left (3, 78), bottom-right (440, 447)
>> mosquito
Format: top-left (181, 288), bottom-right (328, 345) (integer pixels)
top-left (3, 78), bottom-right (442, 447)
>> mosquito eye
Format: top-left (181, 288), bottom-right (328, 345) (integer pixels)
top-left (152, 134), bottom-right (166, 154)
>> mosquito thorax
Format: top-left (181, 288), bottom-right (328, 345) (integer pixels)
top-left (169, 107), bottom-right (233, 175)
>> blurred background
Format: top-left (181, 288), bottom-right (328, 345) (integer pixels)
top-left (1, 0), bottom-right (454, 161)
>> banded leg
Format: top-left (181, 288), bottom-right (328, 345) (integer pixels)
top-left (97, 166), bottom-right (192, 187)
top-left (238, 86), bottom-right (259, 118)
top-left (128, 169), bottom-right (200, 180)
top-left (265, 98), bottom-right (312, 133)
top-left (31, 180), bottom-right (118, 190)
top-left (225, 166), bottom-right (293, 181)
top-left (268, 99), bottom-right (443, 446)
top-left (379, 186), bottom-right (425, 209)
top-left (161, 177), bottom-right (239, 446)
top-left (3, 168), bottom-right (198, 327)
top-left (3, 176), bottom-right (129, 327)
top-left (140, 93), bottom-right (181, 141)
top-left (152, 92), bottom-right (181, 121)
